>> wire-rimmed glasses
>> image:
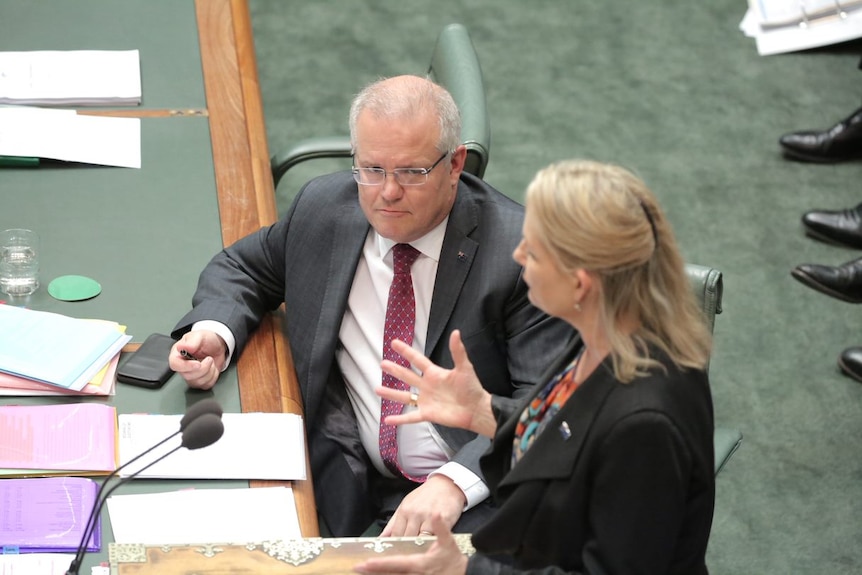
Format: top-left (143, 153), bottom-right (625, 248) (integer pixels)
top-left (352, 152), bottom-right (449, 186)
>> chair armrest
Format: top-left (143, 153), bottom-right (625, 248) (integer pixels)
top-left (714, 427), bottom-right (743, 476)
top-left (271, 136), bottom-right (353, 187)
top-left (685, 263), bottom-right (724, 334)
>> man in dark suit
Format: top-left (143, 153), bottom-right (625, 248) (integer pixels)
top-left (168, 75), bottom-right (574, 537)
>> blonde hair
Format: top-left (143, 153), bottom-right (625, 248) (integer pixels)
top-left (526, 159), bottom-right (711, 382)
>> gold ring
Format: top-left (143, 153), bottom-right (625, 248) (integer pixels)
top-left (408, 392), bottom-right (419, 407)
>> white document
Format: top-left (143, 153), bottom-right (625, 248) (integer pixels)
top-left (0, 106), bottom-right (141, 169)
top-left (0, 553), bottom-right (73, 575)
top-left (752, 0), bottom-right (862, 27)
top-left (741, 1), bottom-right (862, 55)
top-left (0, 49), bottom-right (141, 106)
top-left (118, 412), bottom-right (307, 480)
top-left (107, 487), bottom-right (302, 545)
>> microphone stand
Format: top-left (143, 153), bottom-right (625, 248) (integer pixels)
top-left (65, 407), bottom-right (224, 575)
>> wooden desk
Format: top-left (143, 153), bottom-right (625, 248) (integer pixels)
top-left (88, 0), bottom-right (318, 537)
top-left (109, 536), bottom-right (476, 574)
top-left (0, 0), bottom-right (317, 552)
top-left (194, 0), bottom-right (318, 538)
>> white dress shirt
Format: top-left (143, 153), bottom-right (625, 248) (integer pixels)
top-left (198, 217), bottom-right (489, 509)
top-left (335, 222), bottom-right (488, 510)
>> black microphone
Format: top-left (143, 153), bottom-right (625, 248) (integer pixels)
top-left (65, 403), bottom-right (224, 575)
top-left (179, 398), bottom-right (224, 429)
top-left (70, 398), bottom-right (222, 563)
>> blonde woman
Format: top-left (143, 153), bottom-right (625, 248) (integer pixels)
top-left (355, 160), bottom-right (715, 574)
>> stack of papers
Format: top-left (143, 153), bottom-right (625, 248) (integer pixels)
top-left (0, 320), bottom-right (126, 397)
top-left (740, 0), bottom-right (862, 55)
top-left (118, 412), bottom-right (307, 480)
top-left (0, 477), bottom-right (101, 552)
top-left (0, 353), bottom-right (120, 397)
top-left (0, 403), bottom-right (117, 476)
top-left (0, 49), bottom-right (141, 106)
top-left (0, 305), bottom-right (131, 393)
top-left (0, 49), bottom-right (143, 169)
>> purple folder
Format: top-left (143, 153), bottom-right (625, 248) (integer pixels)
top-left (0, 476), bottom-right (100, 553)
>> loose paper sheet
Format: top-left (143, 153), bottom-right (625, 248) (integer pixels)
top-left (117, 412), bottom-right (307, 480)
top-left (107, 487), bottom-right (301, 545)
top-left (0, 106), bottom-right (141, 169)
top-left (0, 553), bottom-right (74, 575)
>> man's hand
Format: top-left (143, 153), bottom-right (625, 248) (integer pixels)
top-left (380, 475), bottom-right (466, 537)
top-left (169, 330), bottom-right (227, 390)
top-left (354, 515), bottom-right (468, 575)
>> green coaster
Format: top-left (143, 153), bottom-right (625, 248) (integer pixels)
top-left (48, 275), bottom-right (102, 302)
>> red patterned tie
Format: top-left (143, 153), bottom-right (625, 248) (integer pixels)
top-left (379, 243), bottom-right (425, 482)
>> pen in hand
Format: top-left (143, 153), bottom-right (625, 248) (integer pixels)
top-left (180, 349), bottom-right (200, 361)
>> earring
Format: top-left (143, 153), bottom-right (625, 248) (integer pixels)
top-left (574, 302), bottom-right (582, 312)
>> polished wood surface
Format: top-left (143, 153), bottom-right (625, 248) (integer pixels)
top-left (110, 536), bottom-right (474, 574)
top-left (194, 0), bottom-right (318, 537)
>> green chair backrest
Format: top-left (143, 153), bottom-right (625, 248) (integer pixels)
top-left (272, 23), bottom-right (491, 188)
top-left (427, 23), bottom-right (491, 179)
top-left (685, 263), bottom-right (723, 335)
top-left (684, 263), bottom-right (742, 476)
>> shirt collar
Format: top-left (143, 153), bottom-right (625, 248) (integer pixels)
top-left (375, 216), bottom-right (449, 263)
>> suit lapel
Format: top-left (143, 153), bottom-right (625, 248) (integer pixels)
top-left (305, 201), bottom-right (369, 415)
top-left (496, 353), bottom-right (617, 487)
top-left (426, 182), bottom-right (479, 355)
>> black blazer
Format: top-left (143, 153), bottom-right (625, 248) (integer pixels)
top-left (174, 171), bottom-right (575, 534)
top-left (468, 341), bottom-right (715, 575)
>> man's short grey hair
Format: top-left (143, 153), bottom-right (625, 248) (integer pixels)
top-left (348, 75), bottom-right (462, 155)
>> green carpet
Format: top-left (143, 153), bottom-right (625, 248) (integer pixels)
top-left (250, 1), bottom-right (862, 572)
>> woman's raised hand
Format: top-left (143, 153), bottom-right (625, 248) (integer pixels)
top-left (379, 330), bottom-right (497, 437)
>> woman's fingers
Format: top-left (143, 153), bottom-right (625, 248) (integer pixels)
top-left (448, 330), bottom-right (471, 369)
top-left (389, 338), bottom-right (431, 369)
top-left (377, 385), bottom-right (412, 404)
top-left (381, 359), bottom-right (421, 387)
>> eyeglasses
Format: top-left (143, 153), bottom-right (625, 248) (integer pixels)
top-left (352, 152), bottom-right (449, 186)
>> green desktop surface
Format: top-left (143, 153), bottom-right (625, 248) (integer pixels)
top-left (0, 111), bottom-right (247, 575)
top-left (0, 1), bottom-right (254, 570)
top-left (0, 117), bottom-right (224, 344)
top-left (0, 119), bottom-right (247, 568)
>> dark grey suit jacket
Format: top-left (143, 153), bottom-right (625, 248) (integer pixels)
top-left (468, 341), bottom-right (715, 574)
top-left (174, 171), bottom-right (575, 535)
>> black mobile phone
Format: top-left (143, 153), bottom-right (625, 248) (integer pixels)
top-left (116, 333), bottom-right (176, 389)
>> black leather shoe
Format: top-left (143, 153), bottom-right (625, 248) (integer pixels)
top-left (801, 202), bottom-right (862, 249)
top-left (779, 105), bottom-right (862, 162)
top-left (838, 346), bottom-right (862, 383)
top-left (790, 256), bottom-right (862, 303)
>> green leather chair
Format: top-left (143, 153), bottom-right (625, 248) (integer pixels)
top-left (685, 263), bottom-right (742, 476)
top-left (270, 23), bottom-right (491, 188)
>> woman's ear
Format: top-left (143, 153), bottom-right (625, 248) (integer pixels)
top-left (572, 268), bottom-right (594, 304)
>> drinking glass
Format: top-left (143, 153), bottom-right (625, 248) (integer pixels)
top-left (0, 228), bottom-right (40, 296)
